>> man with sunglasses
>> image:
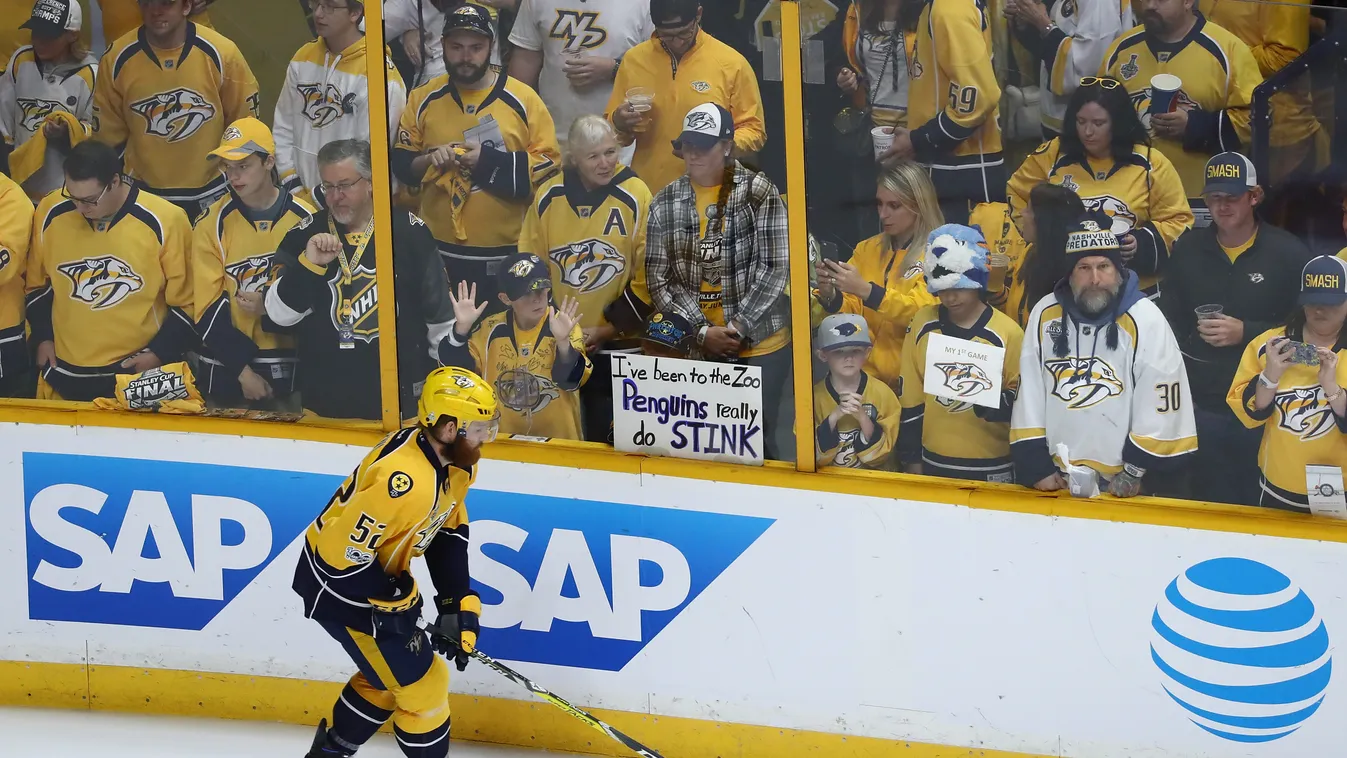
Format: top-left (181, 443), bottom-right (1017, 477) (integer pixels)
top-left (24, 139), bottom-right (194, 401)
top-left (605, 0), bottom-right (765, 194)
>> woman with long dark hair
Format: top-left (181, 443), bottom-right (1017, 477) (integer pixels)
top-left (1009, 76), bottom-right (1192, 297)
top-left (1001, 183), bottom-right (1086, 326)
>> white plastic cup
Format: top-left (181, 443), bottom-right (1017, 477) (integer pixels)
top-left (1149, 74), bottom-right (1183, 115)
top-left (1195, 304), bottom-right (1224, 321)
top-left (871, 126), bottom-right (894, 160)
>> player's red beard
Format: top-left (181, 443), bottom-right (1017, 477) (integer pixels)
top-left (450, 435), bottom-right (482, 468)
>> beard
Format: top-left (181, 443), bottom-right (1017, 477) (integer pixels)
top-left (449, 60), bottom-right (490, 86)
top-left (1141, 12), bottom-right (1169, 36)
top-left (1073, 285), bottom-right (1119, 317)
top-left (451, 434), bottom-right (483, 469)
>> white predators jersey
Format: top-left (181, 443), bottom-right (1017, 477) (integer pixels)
top-left (272, 35), bottom-right (406, 203)
top-left (1038, 0), bottom-right (1134, 132)
top-left (1011, 276), bottom-right (1197, 478)
top-left (508, 0), bottom-right (652, 147)
top-left (0, 47), bottom-right (98, 198)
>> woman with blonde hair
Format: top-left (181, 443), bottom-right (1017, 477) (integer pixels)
top-left (519, 113), bottom-right (653, 442)
top-left (816, 161), bottom-right (943, 390)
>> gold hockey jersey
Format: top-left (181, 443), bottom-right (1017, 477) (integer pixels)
top-left (812, 371), bottom-right (902, 470)
top-left (1228, 327), bottom-right (1347, 511)
top-left (97, 1), bottom-right (213, 51)
top-left (439, 310), bottom-right (592, 440)
top-left (293, 426), bottom-right (475, 633)
top-left (899, 304), bottom-right (1023, 480)
top-left (518, 167), bottom-right (652, 331)
top-left (1099, 14), bottom-right (1263, 196)
top-left (93, 23), bottom-right (260, 211)
top-left (0, 172), bottom-right (34, 380)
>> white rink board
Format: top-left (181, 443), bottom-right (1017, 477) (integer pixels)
top-left (3, 421), bottom-right (1346, 757)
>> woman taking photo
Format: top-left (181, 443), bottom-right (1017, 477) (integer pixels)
top-left (816, 162), bottom-right (942, 392)
top-left (646, 103), bottom-right (791, 460)
top-left (1000, 183), bottom-right (1085, 326)
top-left (520, 115), bottom-right (653, 443)
top-left (1229, 256), bottom-right (1347, 512)
top-left (1008, 76), bottom-right (1192, 298)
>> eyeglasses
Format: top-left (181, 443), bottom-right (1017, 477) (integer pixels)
top-left (62, 182), bottom-right (111, 207)
top-left (1080, 77), bottom-right (1121, 90)
top-left (307, 0), bottom-right (352, 13)
top-left (654, 20), bottom-right (699, 44)
top-left (319, 177), bottom-right (368, 197)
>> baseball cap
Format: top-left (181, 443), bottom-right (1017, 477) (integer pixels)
top-left (1064, 212), bottom-right (1125, 272)
top-left (1299, 256), bottom-right (1347, 306)
top-left (208, 118), bottom-right (275, 162)
top-left (498, 253), bottom-right (552, 300)
top-left (673, 103), bottom-right (734, 151)
top-left (443, 4), bottom-right (494, 40)
top-left (22, 0), bottom-right (81, 37)
top-left (650, 0), bottom-right (701, 28)
top-left (816, 314), bottom-right (872, 352)
top-left (1202, 152), bottom-right (1257, 196)
top-left (643, 311), bottom-right (694, 354)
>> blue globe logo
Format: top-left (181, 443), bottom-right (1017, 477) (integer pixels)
top-left (1152, 557), bottom-right (1331, 743)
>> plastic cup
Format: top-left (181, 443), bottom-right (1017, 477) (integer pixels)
top-left (625, 87), bottom-right (654, 133)
top-left (871, 126), bottom-right (894, 160)
top-left (1195, 304), bottom-right (1224, 321)
top-left (988, 254), bottom-right (1010, 293)
top-left (1148, 73), bottom-right (1183, 115)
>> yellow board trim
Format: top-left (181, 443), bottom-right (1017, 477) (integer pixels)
top-left (0, 660), bottom-right (1051, 758)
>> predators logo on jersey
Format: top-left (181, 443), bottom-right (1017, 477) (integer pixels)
top-left (1274, 387), bottom-right (1337, 441)
top-left (130, 88), bottom-right (217, 143)
top-left (1079, 195), bottom-right (1138, 233)
top-left (548, 10), bottom-right (609, 50)
top-left (1045, 356), bottom-right (1125, 409)
top-left (496, 368), bottom-right (561, 415)
top-left (935, 362), bottom-right (994, 398)
top-left (548, 239), bottom-right (625, 293)
top-left (57, 256), bottom-right (145, 310)
top-left (18, 98), bottom-right (62, 131)
top-left (833, 428), bottom-right (862, 467)
top-left (224, 254), bottom-right (277, 294)
top-left (297, 83), bottom-right (356, 129)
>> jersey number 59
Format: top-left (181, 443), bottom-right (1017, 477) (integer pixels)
top-left (947, 83), bottom-right (978, 115)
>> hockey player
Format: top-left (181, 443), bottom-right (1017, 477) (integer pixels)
top-left (439, 253), bottom-right (591, 440)
top-left (0, 170), bottom-right (34, 398)
top-left (813, 313), bottom-right (901, 470)
top-left (192, 118), bottom-right (315, 408)
top-left (91, 0), bottom-right (260, 219)
top-left (392, 4), bottom-right (561, 315)
top-left (900, 224), bottom-right (1024, 482)
top-left (295, 365), bottom-right (500, 758)
top-left (1011, 213), bottom-right (1197, 497)
top-left (1, 0), bottom-right (98, 201)
top-left (25, 140), bottom-right (194, 401)
top-left (1099, 0), bottom-right (1263, 198)
top-left (273, 0), bottom-right (407, 206)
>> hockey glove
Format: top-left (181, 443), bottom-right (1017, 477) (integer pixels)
top-left (432, 592), bottom-right (481, 671)
top-left (370, 572), bottom-right (422, 639)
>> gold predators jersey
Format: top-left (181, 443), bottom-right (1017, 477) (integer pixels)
top-left (1100, 14), bottom-right (1263, 196)
top-left (969, 202), bottom-right (1032, 325)
top-left (899, 304), bottom-right (1023, 480)
top-left (519, 167), bottom-right (651, 331)
top-left (293, 426), bottom-right (475, 634)
top-left (394, 73), bottom-right (560, 252)
top-left (1008, 138), bottom-right (1194, 294)
top-left (192, 191), bottom-right (315, 394)
top-left (1228, 327), bottom-right (1347, 511)
top-left (93, 23), bottom-right (260, 211)
top-left (26, 186), bottom-right (194, 399)
top-left (0, 172), bottom-right (34, 377)
top-left (812, 371), bottom-right (901, 470)
top-left (440, 310), bottom-right (592, 440)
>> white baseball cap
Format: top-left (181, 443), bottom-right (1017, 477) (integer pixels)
top-left (673, 103), bottom-right (734, 151)
top-left (22, 0), bottom-right (82, 37)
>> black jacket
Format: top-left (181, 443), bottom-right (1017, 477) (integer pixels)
top-left (1161, 223), bottom-right (1312, 412)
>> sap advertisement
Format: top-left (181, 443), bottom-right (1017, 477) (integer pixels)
top-left (4, 422), bottom-right (1347, 756)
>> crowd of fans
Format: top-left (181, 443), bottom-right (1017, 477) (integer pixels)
top-left (0, 0), bottom-right (1343, 513)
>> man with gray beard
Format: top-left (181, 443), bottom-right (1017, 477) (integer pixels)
top-left (1011, 213), bottom-right (1197, 498)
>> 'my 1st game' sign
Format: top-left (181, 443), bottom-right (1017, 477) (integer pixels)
top-left (611, 354), bottom-right (764, 466)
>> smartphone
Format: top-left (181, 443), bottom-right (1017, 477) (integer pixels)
top-left (817, 240), bottom-right (852, 263)
top-left (1279, 339), bottom-right (1322, 366)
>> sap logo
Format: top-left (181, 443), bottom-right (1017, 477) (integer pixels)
top-left (24, 453), bottom-right (335, 631)
top-left (467, 491), bottom-right (773, 671)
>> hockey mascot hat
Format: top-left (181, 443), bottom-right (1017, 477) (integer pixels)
top-left (922, 224), bottom-right (990, 294)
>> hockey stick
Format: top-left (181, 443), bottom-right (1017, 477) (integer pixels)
top-left (416, 619), bottom-right (664, 758)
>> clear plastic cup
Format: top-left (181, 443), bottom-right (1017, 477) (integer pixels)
top-left (1195, 304), bottom-right (1224, 321)
top-left (625, 87), bottom-right (654, 133)
top-left (988, 254), bottom-right (1010, 293)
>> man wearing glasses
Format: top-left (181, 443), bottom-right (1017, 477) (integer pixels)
top-left (274, 0), bottom-right (406, 207)
top-left (605, 0), bottom-right (765, 194)
top-left (24, 140), bottom-right (194, 401)
top-left (265, 139), bottom-right (455, 421)
top-left (91, 0), bottom-right (260, 219)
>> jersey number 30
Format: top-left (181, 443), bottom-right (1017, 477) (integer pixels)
top-left (1156, 382), bottom-right (1182, 414)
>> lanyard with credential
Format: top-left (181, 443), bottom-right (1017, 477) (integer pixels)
top-left (330, 214), bottom-right (375, 349)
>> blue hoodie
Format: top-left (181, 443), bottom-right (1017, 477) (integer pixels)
top-left (1049, 269), bottom-right (1145, 358)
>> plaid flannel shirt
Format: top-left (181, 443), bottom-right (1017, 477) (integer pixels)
top-left (645, 163), bottom-right (791, 345)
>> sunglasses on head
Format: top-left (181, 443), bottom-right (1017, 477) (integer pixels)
top-left (1080, 77), bottom-right (1122, 90)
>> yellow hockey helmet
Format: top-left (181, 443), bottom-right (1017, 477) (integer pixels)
top-left (418, 367), bottom-right (499, 438)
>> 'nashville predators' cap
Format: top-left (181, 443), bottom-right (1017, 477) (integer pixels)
top-left (499, 253), bottom-right (552, 300)
top-left (443, 4), bottom-right (495, 40)
top-left (816, 314), bottom-right (872, 352)
top-left (209, 118), bottom-right (275, 162)
top-left (1299, 256), bottom-right (1347, 307)
top-left (643, 311), bottom-right (695, 354)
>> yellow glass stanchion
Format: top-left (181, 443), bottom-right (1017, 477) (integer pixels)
top-left (780, 1), bottom-right (816, 473)
top-left (364, 1), bottom-right (403, 432)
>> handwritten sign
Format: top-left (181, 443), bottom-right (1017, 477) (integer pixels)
top-left (922, 333), bottom-right (1005, 410)
top-left (611, 353), bottom-right (765, 466)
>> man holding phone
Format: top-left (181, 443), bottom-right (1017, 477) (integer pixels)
top-left (1161, 153), bottom-right (1312, 505)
